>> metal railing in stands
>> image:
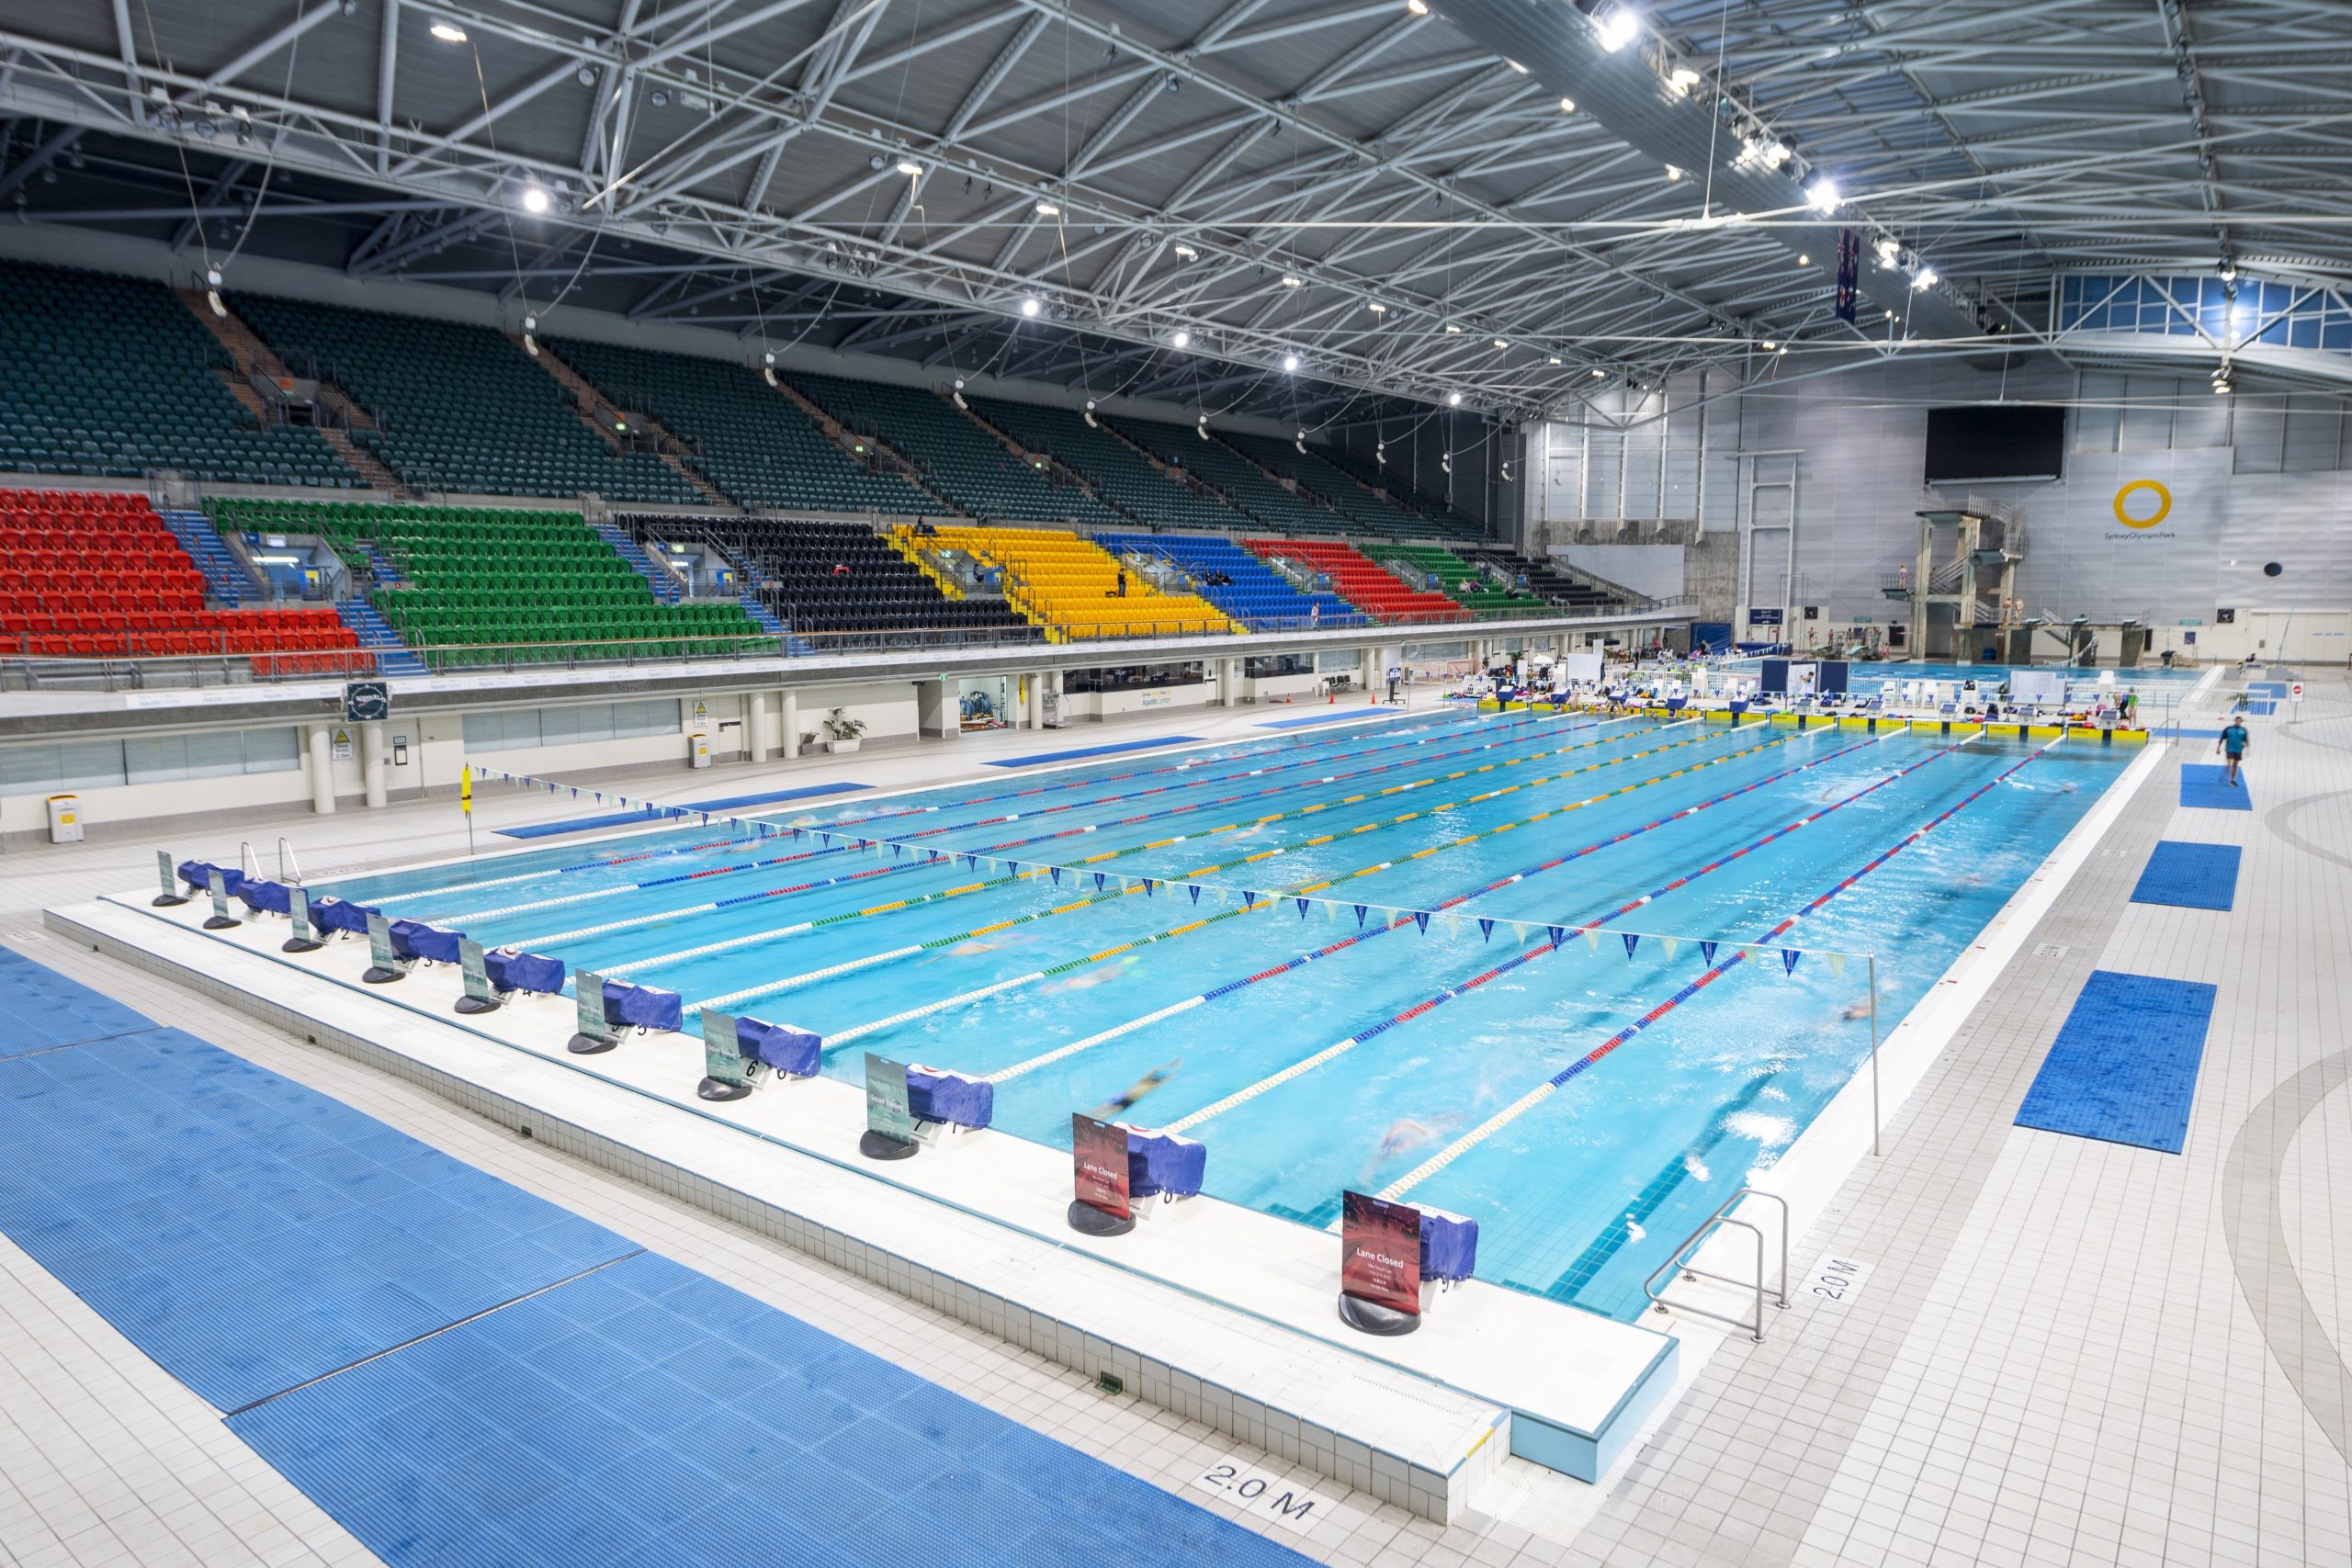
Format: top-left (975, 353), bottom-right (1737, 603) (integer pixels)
top-left (0, 600), bottom-right (1682, 692)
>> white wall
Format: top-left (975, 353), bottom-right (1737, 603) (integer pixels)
top-left (1530, 356), bottom-right (2352, 649)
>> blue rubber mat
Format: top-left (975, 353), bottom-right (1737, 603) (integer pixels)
top-left (498, 783), bottom-right (870, 839)
top-left (2015, 970), bottom-right (2216, 1154)
top-left (232, 1250), bottom-right (1310, 1567)
top-left (0, 1031), bottom-right (636, 1409)
top-left (0, 944), bottom-right (157, 1056)
top-left (2131, 840), bottom-right (2241, 910)
top-left (1258, 711), bottom-right (1377, 728)
top-left (2179, 762), bottom-right (2252, 810)
top-left (985, 736), bottom-right (1202, 767)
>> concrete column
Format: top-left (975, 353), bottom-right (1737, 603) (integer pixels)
top-left (747, 691), bottom-right (771, 763)
top-left (781, 690), bottom-right (800, 760)
top-left (1216, 657), bottom-right (1237, 707)
top-left (306, 724), bottom-right (337, 815)
top-left (1026, 671), bottom-right (1045, 728)
top-left (360, 722), bottom-right (388, 809)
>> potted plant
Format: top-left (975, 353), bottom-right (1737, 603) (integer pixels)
top-left (820, 708), bottom-right (866, 753)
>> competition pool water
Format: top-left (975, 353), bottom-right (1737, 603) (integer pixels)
top-left (316, 707), bottom-right (2131, 1321)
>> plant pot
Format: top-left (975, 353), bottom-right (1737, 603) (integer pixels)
top-left (824, 737), bottom-right (861, 753)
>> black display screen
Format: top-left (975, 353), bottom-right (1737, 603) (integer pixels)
top-left (1924, 406), bottom-right (2065, 483)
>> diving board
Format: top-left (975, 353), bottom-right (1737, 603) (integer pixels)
top-left (2015, 970), bottom-right (2216, 1154)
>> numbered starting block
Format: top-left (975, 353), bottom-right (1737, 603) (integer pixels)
top-left (482, 947), bottom-right (566, 998)
top-left (566, 976), bottom-right (684, 1054)
top-left (388, 919), bottom-right (465, 967)
top-left (906, 1064), bottom-right (993, 1138)
top-left (309, 897), bottom-right (379, 939)
top-left (695, 1013), bottom-right (822, 1101)
top-left (232, 878), bottom-right (294, 917)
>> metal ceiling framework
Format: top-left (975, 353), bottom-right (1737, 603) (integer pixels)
top-left (0, 0), bottom-right (2346, 429)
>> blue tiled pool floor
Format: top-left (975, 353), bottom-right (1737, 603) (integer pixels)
top-left (0, 949), bottom-right (1311, 1568)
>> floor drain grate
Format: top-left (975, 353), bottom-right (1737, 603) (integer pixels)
top-left (2033, 942), bottom-right (2069, 959)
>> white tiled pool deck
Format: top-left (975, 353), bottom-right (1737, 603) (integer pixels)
top-left (7, 677), bottom-right (2350, 1566)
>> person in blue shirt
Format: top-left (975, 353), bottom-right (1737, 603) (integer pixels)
top-left (2217, 717), bottom-right (2251, 785)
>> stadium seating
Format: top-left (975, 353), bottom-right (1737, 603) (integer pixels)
top-left (1219, 433), bottom-right (1479, 543)
top-left (224, 295), bottom-right (698, 503)
top-left (787, 374), bottom-right (1126, 529)
top-left (545, 338), bottom-right (932, 513)
top-left (207, 499), bottom-right (768, 665)
top-left (1102, 418), bottom-right (1355, 537)
top-left (0, 489), bottom-right (365, 671)
top-left (915, 526), bottom-right (1238, 639)
top-left (1094, 532), bottom-right (1365, 629)
top-left (1377, 545), bottom-right (1547, 617)
top-left (1462, 549), bottom-right (1635, 613)
top-left (0, 262), bottom-right (355, 487)
top-left (725, 518), bottom-right (1035, 637)
top-left (1242, 538), bottom-right (1467, 623)
top-left (1315, 443), bottom-right (1481, 536)
top-left (969, 400), bottom-right (1249, 534)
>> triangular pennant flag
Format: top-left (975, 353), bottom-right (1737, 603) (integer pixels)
top-left (1547, 925), bottom-right (1566, 949)
top-left (1782, 949), bottom-right (1802, 975)
top-left (1143, 879), bottom-right (1156, 897)
top-left (1737, 944), bottom-right (1758, 964)
top-left (1446, 911), bottom-right (1461, 935)
top-left (1478, 919), bottom-right (1496, 942)
top-left (1583, 929), bottom-right (1600, 953)
top-left (1006, 860), bottom-right (1020, 876)
top-left (1826, 951), bottom-right (1847, 977)
top-left (1623, 932), bottom-right (1641, 959)
top-left (1662, 936), bottom-right (1679, 961)
top-left (1242, 890), bottom-right (1258, 908)
top-left (1700, 941), bottom-right (1719, 964)
top-left (1049, 867), bottom-right (1061, 885)
top-left (1414, 911), bottom-right (1431, 933)
top-left (1094, 873), bottom-right (1107, 892)
top-left (1512, 922), bottom-right (1529, 945)
top-left (1355, 904), bottom-right (1369, 927)
top-left (594, 792), bottom-right (603, 803)
top-left (1296, 897), bottom-right (1310, 919)
top-left (1190, 884), bottom-right (1203, 904)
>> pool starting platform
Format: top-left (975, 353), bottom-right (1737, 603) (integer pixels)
top-left (56, 887), bottom-right (1686, 1517)
top-left (1473, 698), bottom-right (2152, 745)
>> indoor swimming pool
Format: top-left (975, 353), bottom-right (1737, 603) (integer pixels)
top-left (308, 707), bottom-right (2132, 1320)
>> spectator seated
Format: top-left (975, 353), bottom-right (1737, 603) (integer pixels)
top-left (1379, 545), bottom-right (1546, 618)
top-left (921, 525), bottom-right (1239, 639)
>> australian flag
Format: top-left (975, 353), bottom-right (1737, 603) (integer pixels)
top-left (1834, 228), bottom-right (1859, 325)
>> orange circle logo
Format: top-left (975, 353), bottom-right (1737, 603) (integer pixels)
top-left (2113, 479), bottom-right (2171, 529)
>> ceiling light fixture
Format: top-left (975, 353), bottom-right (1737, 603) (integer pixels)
top-left (1170, 328), bottom-right (1191, 348)
top-left (1547, 355), bottom-right (1562, 366)
top-left (1798, 253), bottom-right (1810, 265)
top-left (1761, 340), bottom-right (1777, 350)
top-left (1558, 96), bottom-right (1576, 113)
top-left (1591, 368), bottom-right (1607, 378)
top-left (1911, 266), bottom-right (1938, 290)
top-left (1444, 321), bottom-right (1463, 333)
top-left (1492, 338), bottom-right (1509, 349)
top-left (1875, 237), bottom-right (1900, 264)
top-left (1281, 274), bottom-right (1303, 288)
top-left (1406, 0), bottom-right (1428, 13)
top-left (896, 160), bottom-right (922, 177)
top-left (1367, 301), bottom-right (1387, 314)
top-left (1282, 353), bottom-right (1301, 372)
top-left (1597, 6), bottom-right (1639, 51)
top-left (1440, 451), bottom-right (1453, 473)
top-left (1019, 297), bottom-right (1042, 317)
top-left (1668, 67), bottom-right (1700, 95)
top-left (1035, 201), bottom-right (1060, 217)
top-left (1506, 58), bottom-right (1528, 73)
top-left (520, 185), bottom-right (551, 214)
top-left (1664, 164), bottom-right (1682, 182)
top-left (1173, 243), bottom-right (1198, 259)
top-left (429, 19), bottom-right (468, 42)
top-left (1447, 391), bottom-right (1464, 406)
top-left (1804, 178), bottom-right (1838, 214)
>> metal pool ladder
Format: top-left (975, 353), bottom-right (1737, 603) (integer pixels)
top-left (1644, 1188), bottom-right (1790, 1342)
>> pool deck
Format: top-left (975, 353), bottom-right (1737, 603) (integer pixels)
top-left (54, 882), bottom-right (1684, 1517)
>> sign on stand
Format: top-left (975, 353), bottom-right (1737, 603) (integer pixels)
top-left (284, 886), bottom-right (322, 953)
top-left (203, 869), bottom-right (240, 931)
top-left (1069, 1113), bottom-right (1134, 1236)
top-left (567, 969), bottom-right (618, 1054)
top-left (861, 1053), bottom-right (916, 1159)
top-left (457, 938), bottom-right (500, 1014)
top-left (2290, 682), bottom-right (2305, 704)
top-left (1338, 1190), bottom-right (1423, 1337)
top-left (698, 1009), bottom-right (751, 1101)
top-left (361, 912), bottom-right (401, 983)
top-left (153, 850), bottom-right (187, 908)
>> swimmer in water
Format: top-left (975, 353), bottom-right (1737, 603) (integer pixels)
top-left (1839, 994), bottom-right (1890, 1021)
top-left (1360, 1114), bottom-right (1461, 1181)
top-left (1040, 961), bottom-right (1132, 996)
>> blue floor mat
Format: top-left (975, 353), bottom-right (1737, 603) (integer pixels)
top-left (232, 1251), bottom-right (1310, 1568)
top-left (2179, 763), bottom-right (2252, 810)
top-left (986, 737), bottom-right (1202, 767)
top-left (0, 953), bottom-right (1310, 1567)
top-left (0, 1032), bottom-right (638, 1409)
top-left (498, 783), bottom-right (870, 839)
top-left (2131, 841), bottom-right (2241, 910)
top-left (0, 944), bottom-right (158, 1056)
top-left (2015, 971), bottom-right (2216, 1154)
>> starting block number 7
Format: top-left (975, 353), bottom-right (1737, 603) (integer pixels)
top-left (1192, 1458), bottom-right (1335, 1536)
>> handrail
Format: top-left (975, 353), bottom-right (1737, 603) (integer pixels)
top-left (1643, 1187), bottom-right (1789, 1342)
top-left (277, 837), bottom-right (304, 885)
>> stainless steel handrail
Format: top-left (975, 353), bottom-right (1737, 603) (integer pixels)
top-left (1643, 1187), bottom-right (1790, 1342)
